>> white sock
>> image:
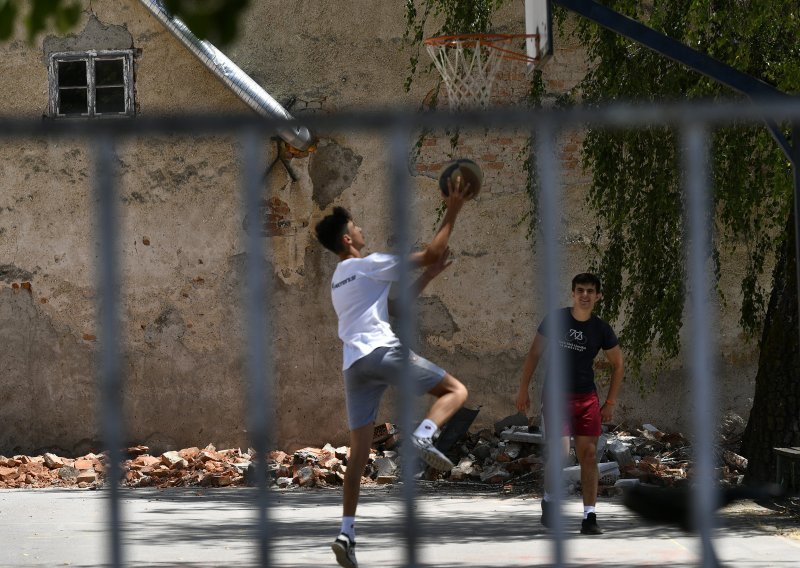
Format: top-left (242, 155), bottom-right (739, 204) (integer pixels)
top-left (413, 418), bottom-right (438, 439)
top-left (340, 516), bottom-right (355, 540)
top-left (583, 505), bottom-right (595, 519)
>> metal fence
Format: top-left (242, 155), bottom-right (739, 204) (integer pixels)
top-left (2, 98), bottom-right (800, 567)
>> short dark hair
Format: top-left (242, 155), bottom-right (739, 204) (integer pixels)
top-left (572, 272), bottom-right (601, 293)
top-left (315, 206), bottom-right (351, 254)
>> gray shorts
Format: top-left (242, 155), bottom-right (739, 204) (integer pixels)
top-left (343, 346), bottom-right (446, 430)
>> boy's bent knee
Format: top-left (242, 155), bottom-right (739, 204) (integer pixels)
top-left (431, 374), bottom-right (467, 400)
top-left (455, 380), bottom-right (468, 404)
top-left (448, 376), bottom-right (469, 404)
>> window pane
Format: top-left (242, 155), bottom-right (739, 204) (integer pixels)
top-left (58, 60), bottom-right (87, 87)
top-left (96, 87), bottom-right (126, 114)
top-left (95, 59), bottom-right (124, 86)
top-left (58, 88), bottom-right (88, 115)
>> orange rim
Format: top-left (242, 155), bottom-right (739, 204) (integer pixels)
top-left (423, 33), bottom-right (541, 64)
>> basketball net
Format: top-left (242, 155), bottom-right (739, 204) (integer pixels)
top-left (424, 34), bottom-right (539, 111)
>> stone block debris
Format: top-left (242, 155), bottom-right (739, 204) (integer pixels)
top-left (0, 420), bottom-right (752, 493)
top-left (500, 426), bottom-right (545, 445)
top-left (608, 439), bottom-right (634, 468)
top-left (494, 412), bottom-right (529, 435)
top-left (562, 462), bottom-right (620, 484)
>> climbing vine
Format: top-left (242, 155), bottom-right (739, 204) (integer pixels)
top-left (0, 0), bottom-right (250, 45)
top-left (404, 1), bottom-right (800, 389)
top-left (0, 0), bottom-right (81, 40)
top-left (572, 0), bottom-right (799, 385)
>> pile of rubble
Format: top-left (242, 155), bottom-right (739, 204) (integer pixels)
top-left (124, 445), bottom-right (253, 488)
top-left (588, 423), bottom-right (748, 496)
top-left (0, 452), bottom-right (106, 489)
top-left (0, 416), bottom-right (749, 493)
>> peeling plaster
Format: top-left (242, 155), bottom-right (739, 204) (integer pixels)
top-left (309, 139), bottom-right (363, 209)
top-left (417, 295), bottom-right (459, 340)
top-left (43, 15), bottom-right (133, 61)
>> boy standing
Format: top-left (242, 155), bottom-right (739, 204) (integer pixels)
top-left (515, 273), bottom-right (624, 535)
top-left (315, 180), bottom-right (469, 568)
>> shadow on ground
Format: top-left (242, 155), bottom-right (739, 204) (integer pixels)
top-left (66, 485), bottom-right (794, 567)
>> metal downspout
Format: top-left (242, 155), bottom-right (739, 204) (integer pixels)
top-left (137, 0), bottom-right (313, 151)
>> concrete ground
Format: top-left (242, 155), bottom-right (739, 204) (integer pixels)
top-left (1, 485), bottom-right (799, 567)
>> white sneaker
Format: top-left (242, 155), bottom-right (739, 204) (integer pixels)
top-left (412, 435), bottom-right (454, 471)
top-left (331, 533), bottom-right (358, 568)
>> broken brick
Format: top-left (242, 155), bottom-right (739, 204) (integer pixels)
top-left (43, 453), bottom-right (65, 469)
top-left (161, 451), bottom-right (188, 469)
top-left (0, 466), bottom-right (17, 480)
top-left (77, 470), bottom-right (97, 484)
top-left (179, 447), bottom-right (201, 461)
top-left (74, 459), bottom-right (94, 471)
top-left (372, 423), bottom-right (396, 444)
top-left (199, 449), bottom-right (224, 462)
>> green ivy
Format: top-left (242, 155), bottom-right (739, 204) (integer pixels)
top-left (162, 0), bottom-right (250, 46)
top-left (0, 0), bottom-right (81, 41)
top-left (572, 0), bottom-right (798, 387)
top-left (404, 1), bottom-right (799, 390)
top-left (518, 70), bottom-right (548, 239)
top-left (0, 0), bottom-right (250, 46)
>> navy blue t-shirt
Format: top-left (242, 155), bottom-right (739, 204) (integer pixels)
top-left (538, 307), bottom-right (619, 394)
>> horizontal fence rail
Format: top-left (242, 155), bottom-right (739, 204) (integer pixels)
top-left (3, 98), bottom-right (800, 136)
top-left (2, 98), bottom-right (799, 568)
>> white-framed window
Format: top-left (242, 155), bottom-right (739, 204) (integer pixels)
top-left (48, 50), bottom-right (135, 118)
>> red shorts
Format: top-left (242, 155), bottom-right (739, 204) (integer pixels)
top-left (542, 391), bottom-right (602, 437)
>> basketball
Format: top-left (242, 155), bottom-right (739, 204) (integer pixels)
top-left (438, 159), bottom-right (483, 200)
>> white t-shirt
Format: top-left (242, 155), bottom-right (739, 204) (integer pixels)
top-left (331, 252), bottom-right (402, 370)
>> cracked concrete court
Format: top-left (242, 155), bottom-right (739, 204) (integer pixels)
top-left (2, 487), bottom-right (800, 567)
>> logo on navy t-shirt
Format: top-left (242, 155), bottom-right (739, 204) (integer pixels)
top-left (559, 327), bottom-right (588, 352)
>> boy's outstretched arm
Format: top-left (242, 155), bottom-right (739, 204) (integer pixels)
top-left (412, 247), bottom-right (453, 297)
top-left (388, 248), bottom-right (453, 317)
top-left (409, 176), bottom-right (467, 268)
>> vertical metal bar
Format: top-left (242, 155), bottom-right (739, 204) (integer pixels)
top-left (791, 127), bottom-right (800, 355)
top-left (93, 134), bottom-right (123, 568)
top-left (240, 128), bottom-right (273, 566)
top-left (389, 124), bottom-right (419, 568)
top-left (535, 120), bottom-right (566, 567)
top-left (682, 123), bottom-right (719, 567)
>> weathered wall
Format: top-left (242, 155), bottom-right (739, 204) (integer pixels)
top-left (0, 1), bottom-right (760, 454)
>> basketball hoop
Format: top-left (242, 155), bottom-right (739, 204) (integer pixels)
top-left (424, 33), bottom-right (541, 110)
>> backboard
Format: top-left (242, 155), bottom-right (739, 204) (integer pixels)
top-left (525, 0), bottom-right (553, 70)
